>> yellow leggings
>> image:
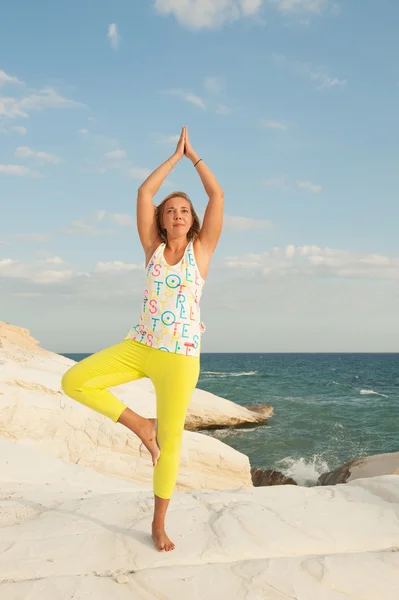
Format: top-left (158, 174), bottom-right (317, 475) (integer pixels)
top-left (61, 338), bottom-right (200, 499)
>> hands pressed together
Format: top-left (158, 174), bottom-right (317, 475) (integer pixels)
top-left (174, 126), bottom-right (199, 164)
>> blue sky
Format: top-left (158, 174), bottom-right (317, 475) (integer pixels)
top-left (1, 0), bottom-right (398, 353)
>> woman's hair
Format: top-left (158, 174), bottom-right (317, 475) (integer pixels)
top-left (155, 191), bottom-right (201, 243)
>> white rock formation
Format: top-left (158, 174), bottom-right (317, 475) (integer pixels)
top-left (1, 438), bottom-right (399, 599)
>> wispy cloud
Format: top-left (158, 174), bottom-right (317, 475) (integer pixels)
top-left (0, 69), bottom-right (24, 87)
top-left (273, 0), bottom-right (328, 14)
top-left (204, 76), bottom-right (226, 93)
top-left (273, 53), bottom-right (346, 89)
top-left (15, 233), bottom-right (52, 243)
top-left (162, 88), bottom-right (207, 109)
top-left (216, 103), bottom-right (236, 116)
top-left (128, 167), bottom-right (152, 180)
top-left (0, 87), bottom-right (85, 131)
top-left (20, 88), bottom-right (85, 112)
top-left (8, 211), bottom-right (135, 248)
top-left (263, 120), bottom-right (288, 130)
top-left (105, 149), bottom-right (127, 159)
top-left (262, 176), bottom-right (290, 191)
top-left (11, 125), bottom-right (27, 135)
top-left (296, 179), bottom-right (322, 193)
top-left (61, 218), bottom-right (115, 237)
top-left (107, 213), bottom-right (135, 227)
top-left (0, 164), bottom-right (41, 177)
top-left (107, 24), bottom-right (120, 50)
top-left (15, 146), bottom-right (62, 164)
top-left (156, 133), bottom-right (180, 145)
top-left (263, 175), bottom-right (322, 193)
top-left (224, 215), bottom-right (272, 231)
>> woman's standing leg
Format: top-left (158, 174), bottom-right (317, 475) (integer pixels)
top-left (61, 339), bottom-right (160, 463)
top-left (146, 350), bottom-right (200, 552)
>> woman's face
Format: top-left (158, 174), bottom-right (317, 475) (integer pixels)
top-left (163, 197), bottom-right (193, 238)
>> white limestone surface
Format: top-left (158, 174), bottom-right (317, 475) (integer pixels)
top-left (1, 439), bottom-right (398, 600)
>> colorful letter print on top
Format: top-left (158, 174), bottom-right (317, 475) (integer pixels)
top-left (125, 241), bottom-right (206, 356)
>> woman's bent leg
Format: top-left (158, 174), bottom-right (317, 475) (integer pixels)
top-left (61, 339), bottom-right (148, 422)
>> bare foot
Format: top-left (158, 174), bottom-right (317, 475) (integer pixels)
top-left (139, 418), bottom-right (160, 466)
top-left (152, 523), bottom-right (175, 552)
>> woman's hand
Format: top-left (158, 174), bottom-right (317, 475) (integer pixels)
top-left (173, 126), bottom-right (186, 161)
top-left (184, 127), bottom-right (199, 163)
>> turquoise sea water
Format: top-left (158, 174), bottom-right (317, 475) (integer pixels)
top-left (60, 352), bottom-right (399, 486)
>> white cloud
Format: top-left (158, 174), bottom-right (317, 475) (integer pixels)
top-left (161, 88), bottom-right (206, 108)
top-left (204, 76), bottom-right (225, 93)
top-left (296, 179), bottom-right (322, 193)
top-left (108, 213), bottom-right (135, 227)
top-left (0, 164), bottom-right (28, 176)
top-left (44, 256), bottom-right (65, 265)
top-left (273, 0), bottom-right (328, 13)
top-left (153, 0), bottom-right (332, 29)
top-left (273, 53), bottom-right (346, 89)
top-left (128, 167), bottom-right (152, 180)
top-left (107, 24), bottom-right (120, 50)
top-left (0, 88), bottom-right (85, 129)
top-left (154, 0), bottom-right (263, 29)
top-left (93, 261), bottom-right (142, 273)
top-left (15, 146), bottom-right (62, 164)
top-left (223, 244), bottom-right (399, 280)
top-left (62, 220), bottom-right (115, 237)
top-left (216, 104), bottom-right (235, 116)
top-left (12, 125), bottom-right (27, 135)
top-left (262, 175), bottom-right (322, 193)
top-left (263, 120), bottom-right (288, 130)
top-left (0, 97), bottom-right (28, 119)
top-left (262, 176), bottom-right (290, 191)
top-left (156, 133), bottom-right (180, 145)
top-left (0, 69), bottom-right (24, 87)
top-left (224, 215), bottom-right (272, 230)
top-left (32, 270), bottom-right (73, 284)
top-left (19, 88), bottom-right (84, 112)
top-left (79, 128), bottom-right (89, 135)
top-left (15, 233), bottom-right (52, 243)
top-left (9, 211), bottom-right (133, 247)
top-left (105, 149), bottom-right (127, 159)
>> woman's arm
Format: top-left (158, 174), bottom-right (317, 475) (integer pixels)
top-left (136, 128), bottom-right (185, 251)
top-left (185, 128), bottom-right (224, 254)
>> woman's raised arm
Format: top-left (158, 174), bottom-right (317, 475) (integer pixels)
top-left (136, 127), bottom-right (185, 252)
top-left (184, 127), bottom-right (224, 255)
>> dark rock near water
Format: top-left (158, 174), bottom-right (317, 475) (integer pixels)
top-left (317, 452), bottom-right (399, 486)
top-left (251, 468), bottom-right (297, 487)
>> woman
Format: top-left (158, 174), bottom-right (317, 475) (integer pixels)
top-left (61, 126), bottom-right (224, 552)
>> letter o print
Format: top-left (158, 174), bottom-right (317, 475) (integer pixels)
top-left (166, 274), bottom-right (181, 289)
top-left (161, 311), bottom-right (176, 326)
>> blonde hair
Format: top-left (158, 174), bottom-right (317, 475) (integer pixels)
top-left (155, 191), bottom-right (201, 243)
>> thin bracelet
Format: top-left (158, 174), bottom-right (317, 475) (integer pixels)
top-left (193, 158), bottom-right (202, 168)
top-left (168, 159), bottom-right (175, 171)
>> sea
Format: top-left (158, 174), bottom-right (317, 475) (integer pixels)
top-left (60, 352), bottom-right (399, 487)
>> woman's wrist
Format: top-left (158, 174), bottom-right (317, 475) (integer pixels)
top-left (169, 153), bottom-right (181, 168)
top-left (189, 152), bottom-right (200, 164)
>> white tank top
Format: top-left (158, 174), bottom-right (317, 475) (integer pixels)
top-left (125, 240), bottom-right (206, 356)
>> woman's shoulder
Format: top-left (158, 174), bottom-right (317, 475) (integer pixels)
top-left (144, 237), bottom-right (164, 268)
